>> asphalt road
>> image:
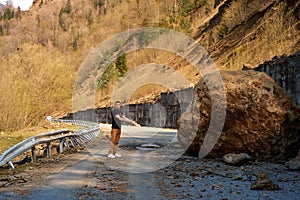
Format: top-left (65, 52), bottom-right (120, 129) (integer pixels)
top-left (24, 125), bottom-right (180, 199)
top-left (2, 125), bottom-right (299, 200)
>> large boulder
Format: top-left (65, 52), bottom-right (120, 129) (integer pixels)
top-left (178, 70), bottom-right (300, 161)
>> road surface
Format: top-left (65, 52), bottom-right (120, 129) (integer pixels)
top-left (1, 125), bottom-right (300, 200)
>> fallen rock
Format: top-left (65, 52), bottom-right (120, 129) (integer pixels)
top-left (285, 151), bottom-right (300, 171)
top-left (250, 172), bottom-right (280, 190)
top-left (232, 174), bottom-right (243, 180)
top-left (285, 159), bottom-right (300, 171)
top-left (223, 153), bottom-right (251, 165)
top-left (178, 70), bottom-right (300, 161)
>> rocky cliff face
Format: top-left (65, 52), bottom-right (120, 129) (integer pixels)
top-left (178, 70), bottom-right (300, 161)
top-left (192, 0), bottom-right (300, 69)
top-left (250, 51), bottom-right (300, 106)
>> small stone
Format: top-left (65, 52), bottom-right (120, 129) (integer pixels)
top-left (174, 167), bottom-right (182, 171)
top-left (250, 172), bottom-right (280, 190)
top-left (285, 158), bottom-right (300, 171)
top-left (223, 153), bottom-right (251, 165)
top-left (16, 178), bottom-right (28, 183)
top-left (232, 173), bottom-right (243, 180)
top-left (190, 171), bottom-right (199, 176)
top-left (254, 160), bottom-right (260, 165)
top-left (263, 193), bottom-right (269, 197)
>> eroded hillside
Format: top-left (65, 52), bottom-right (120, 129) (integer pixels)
top-left (0, 0), bottom-right (299, 131)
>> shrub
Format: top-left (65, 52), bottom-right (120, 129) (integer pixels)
top-left (0, 43), bottom-right (73, 131)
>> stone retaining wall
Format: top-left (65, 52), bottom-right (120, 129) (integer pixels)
top-left (65, 87), bottom-right (194, 129)
top-left (251, 51), bottom-right (300, 105)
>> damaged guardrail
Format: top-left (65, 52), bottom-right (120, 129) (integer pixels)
top-left (0, 117), bottom-right (100, 169)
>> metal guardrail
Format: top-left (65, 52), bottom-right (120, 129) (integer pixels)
top-left (0, 117), bottom-right (100, 169)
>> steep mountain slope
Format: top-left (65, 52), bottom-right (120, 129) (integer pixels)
top-left (0, 0), bottom-right (299, 131)
top-left (193, 0), bottom-right (300, 69)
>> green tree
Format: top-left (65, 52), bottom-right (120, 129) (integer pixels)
top-left (64, 0), bottom-right (71, 14)
top-left (94, 0), bottom-right (104, 9)
top-left (3, 7), bottom-right (11, 20)
top-left (36, 15), bottom-right (40, 27)
top-left (86, 9), bottom-right (93, 26)
top-left (59, 8), bottom-right (67, 31)
top-left (11, 9), bottom-right (14, 19)
top-left (39, 0), bottom-right (43, 7)
top-left (72, 33), bottom-right (81, 51)
top-left (116, 52), bottom-right (127, 77)
top-left (97, 64), bottom-right (113, 89)
top-left (15, 6), bottom-right (21, 21)
top-left (0, 25), bottom-right (3, 36)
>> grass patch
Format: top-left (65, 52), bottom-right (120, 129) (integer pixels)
top-left (0, 121), bottom-right (82, 154)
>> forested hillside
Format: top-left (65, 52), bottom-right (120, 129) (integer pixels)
top-left (0, 0), bottom-right (299, 131)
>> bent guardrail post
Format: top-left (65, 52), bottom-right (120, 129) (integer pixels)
top-left (8, 161), bottom-right (14, 170)
top-left (46, 142), bottom-right (51, 158)
top-left (31, 146), bottom-right (36, 163)
top-left (59, 138), bottom-right (63, 154)
top-left (69, 137), bottom-right (77, 147)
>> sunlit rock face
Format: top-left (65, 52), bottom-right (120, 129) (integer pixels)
top-left (178, 70), bottom-right (300, 161)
